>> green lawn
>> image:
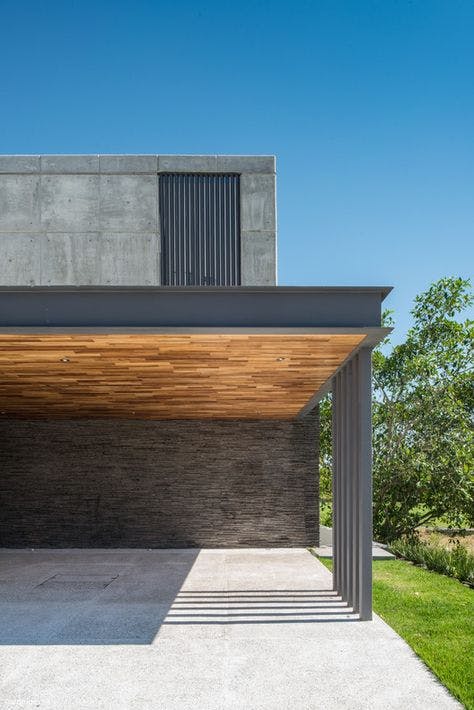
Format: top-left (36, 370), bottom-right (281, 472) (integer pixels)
top-left (317, 557), bottom-right (474, 709)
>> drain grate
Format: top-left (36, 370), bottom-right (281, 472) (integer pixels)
top-left (36, 573), bottom-right (119, 590)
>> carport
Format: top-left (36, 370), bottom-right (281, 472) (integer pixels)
top-left (0, 285), bottom-right (390, 620)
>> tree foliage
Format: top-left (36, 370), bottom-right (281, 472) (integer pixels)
top-left (320, 277), bottom-right (474, 542)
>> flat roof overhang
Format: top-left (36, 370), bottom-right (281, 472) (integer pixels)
top-left (0, 286), bottom-right (392, 420)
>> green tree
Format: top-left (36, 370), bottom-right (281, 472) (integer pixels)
top-left (320, 277), bottom-right (474, 542)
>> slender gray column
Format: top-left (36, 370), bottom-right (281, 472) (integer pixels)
top-left (343, 366), bottom-right (349, 603)
top-left (336, 372), bottom-right (342, 596)
top-left (332, 376), bottom-right (338, 592)
top-left (337, 370), bottom-right (343, 600)
top-left (332, 349), bottom-right (373, 619)
top-left (352, 354), bottom-right (360, 612)
top-left (358, 347), bottom-right (373, 620)
top-left (340, 368), bottom-right (347, 601)
top-left (345, 361), bottom-right (353, 607)
top-left (344, 360), bottom-right (351, 607)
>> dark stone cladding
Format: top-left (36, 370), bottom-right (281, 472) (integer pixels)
top-left (0, 415), bottom-right (319, 548)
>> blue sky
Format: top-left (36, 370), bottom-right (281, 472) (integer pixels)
top-left (1, 0), bottom-right (473, 341)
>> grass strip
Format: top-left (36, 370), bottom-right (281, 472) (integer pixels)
top-left (317, 556), bottom-right (474, 709)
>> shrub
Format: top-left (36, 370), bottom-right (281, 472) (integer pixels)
top-left (319, 501), bottom-right (332, 527)
top-left (390, 537), bottom-right (474, 586)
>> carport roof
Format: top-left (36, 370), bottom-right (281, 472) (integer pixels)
top-left (0, 286), bottom-right (391, 419)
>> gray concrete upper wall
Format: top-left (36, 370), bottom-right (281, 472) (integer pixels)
top-left (0, 155), bottom-right (276, 287)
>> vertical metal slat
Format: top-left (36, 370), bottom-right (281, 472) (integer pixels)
top-left (160, 174), bottom-right (241, 285)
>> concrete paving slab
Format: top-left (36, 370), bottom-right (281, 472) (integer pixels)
top-left (316, 525), bottom-right (395, 558)
top-left (0, 548), bottom-right (459, 709)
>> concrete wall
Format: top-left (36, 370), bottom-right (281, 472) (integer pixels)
top-left (0, 415), bottom-right (318, 548)
top-left (0, 155), bottom-right (276, 286)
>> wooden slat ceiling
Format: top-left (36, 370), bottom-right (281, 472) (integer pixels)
top-left (0, 334), bottom-right (365, 419)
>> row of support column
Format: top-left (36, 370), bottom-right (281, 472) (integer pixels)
top-left (332, 347), bottom-right (373, 620)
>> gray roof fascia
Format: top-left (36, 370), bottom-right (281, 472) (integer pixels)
top-left (0, 286), bottom-right (392, 330)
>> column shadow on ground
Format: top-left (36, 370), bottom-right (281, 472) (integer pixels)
top-left (0, 554), bottom-right (359, 645)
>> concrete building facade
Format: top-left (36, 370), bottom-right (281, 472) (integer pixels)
top-left (0, 154), bottom-right (276, 286)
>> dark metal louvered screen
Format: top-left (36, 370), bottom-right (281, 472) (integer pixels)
top-left (159, 174), bottom-right (241, 286)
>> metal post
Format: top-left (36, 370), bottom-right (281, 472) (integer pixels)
top-left (336, 372), bottom-right (342, 597)
top-left (340, 367), bottom-right (347, 601)
top-left (346, 361), bottom-right (353, 607)
top-left (352, 354), bottom-right (360, 612)
top-left (358, 348), bottom-right (373, 620)
top-left (332, 375), bottom-right (338, 592)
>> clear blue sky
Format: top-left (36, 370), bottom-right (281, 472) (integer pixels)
top-left (1, 0), bottom-right (473, 341)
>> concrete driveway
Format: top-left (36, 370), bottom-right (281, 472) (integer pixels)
top-left (0, 548), bottom-right (459, 709)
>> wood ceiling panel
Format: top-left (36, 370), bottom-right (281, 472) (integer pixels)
top-left (0, 334), bottom-right (365, 419)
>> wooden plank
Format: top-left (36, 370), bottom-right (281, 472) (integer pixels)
top-left (0, 334), bottom-right (364, 419)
